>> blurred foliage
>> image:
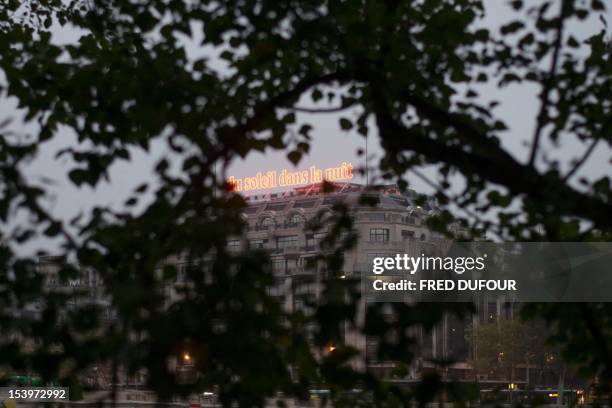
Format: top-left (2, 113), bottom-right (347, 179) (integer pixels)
top-left (1, 0), bottom-right (612, 406)
top-left (469, 318), bottom-right (555, 380)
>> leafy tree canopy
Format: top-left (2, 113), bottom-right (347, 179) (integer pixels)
top-left (1, 0), bottom-right (612, 405)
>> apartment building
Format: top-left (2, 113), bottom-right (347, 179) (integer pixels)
top-left (32, 182), bottom-right (485, 384)
top-left (27, 178), bottom-right (580, 397)
top-left (221, 182), bottom-right (476, 377)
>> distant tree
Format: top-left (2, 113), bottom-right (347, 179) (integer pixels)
top-left (469, 319), bottom-right (553, 385)
top-left (1, 0), bottom-right (612, 405)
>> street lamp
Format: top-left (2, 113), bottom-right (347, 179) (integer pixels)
top-left (182, 352), bottom-right (192, 363)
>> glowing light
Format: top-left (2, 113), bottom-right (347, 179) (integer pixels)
top-left (228, 162), bottom-right (354, 192)
top-left (183, 353), bottom-right (191, 362)
top-left (327, 345), bottom-right (336, 353)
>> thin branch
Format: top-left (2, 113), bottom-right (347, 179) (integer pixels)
top-left (217, 72), bottom-right (349, 151)
top-left (563, 116), bottom-right (612, 181)
top-left (1, 165), bottom-right (79, 250)
top-left (399, 90), bottom-right (515, 165)
top-left (291, 102), bottom-right (356, 114)
top-left (528, 0), bottom-right (570, 167)
top-left (239, 72), bottom-right (349, 133)
top-left (563, 138), bottom-right (599, 181)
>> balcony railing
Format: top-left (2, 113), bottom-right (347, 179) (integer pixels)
top-left (281, 222), bottom-right (302, 229)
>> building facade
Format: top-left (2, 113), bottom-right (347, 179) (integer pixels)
top-left (226, 182), bottom-right (471, 377)
top-left (33, 182), bottom-right (569, 392)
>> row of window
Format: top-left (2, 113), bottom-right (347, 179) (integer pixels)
top-left (258, 213), bottom-right (305, 229)
top-left (370, 228), bottom-right (426, 242)
top-left (271, 256), bottom-right (320, 273)
top-left (229, 228), bottom-right (425, 250)
top-left (258, 212), bottom-right (420, 230)
top-left (370, 228), bottom-right (389, 242)
top-left (366, 213), bottom-right (420, 225)
top-left (277, 235), bottom-right (298, 249)
top-left (229, 232), bottom-right (329, 252)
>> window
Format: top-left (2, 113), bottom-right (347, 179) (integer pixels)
top-left (404, 215), bottom-right (417, 225)
top-left (287, 213), bottom-right (304, 226)
top-left (177, 265), bottom-right (188, 283)
top-left (268, 283), bottom-right (284, 297)
top-left (260, 217), bottom-right (276, 228)
top-left (305, 232), bottom-right (326, 248)
top-left (306, 234), bottom-right (314, 247)
top-left (401, 230), bottom-right (415, 239)
top-left (299, 256), bottom-right (315, 268)
top-left (368, 213), bottom-right (386, 222)
top-left (296, 283), bottom-right (316, 295)
top-left (249, 239), bottom-right (266, 249)
top-left (366, 340), bottom-right (379, 363)
top-left (46, 274), bottom-right (58, 287)
top-left (370, 228), bottom-right (389, 242)
top-left (227, 239), bottom-right (241, 251)
top-left (271, 259), bottom-right (286, 273)
top-left (294, 299), bottom-right (306, 312)
top-left (277, 235), bottom-right (298, 249)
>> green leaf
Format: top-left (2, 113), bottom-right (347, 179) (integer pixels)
top-left (592, 0), bottom-right (605, 11)
top-left (339, 118), bottom-right (353, 130)
top-left (43, 221), bottom-right (62, 237)
top-left (287, 150), bottom-right (302, 165)
top-left (510, 0), bottom-right (523, 10)
top-left (500, 21), bottom-right (525, 35)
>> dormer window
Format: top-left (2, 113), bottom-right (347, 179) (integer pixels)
top-left (260, 217), bottom-right (276, 228)
top-left (286, 213), bottom-right (304, 227)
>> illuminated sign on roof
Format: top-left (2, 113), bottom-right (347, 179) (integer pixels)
top-left (228, 162), bottom-right (354, 192)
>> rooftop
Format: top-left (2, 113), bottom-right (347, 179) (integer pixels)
top-left (241, 182), bottom-right (438, 216)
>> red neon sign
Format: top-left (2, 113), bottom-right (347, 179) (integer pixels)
top-left (228, 162), bottom-right (354, 192)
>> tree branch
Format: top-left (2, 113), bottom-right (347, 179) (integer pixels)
top-left (398, 90), bottom-right (517, 166)
top-left (563, 138), bottom-right (599, 181)
top-left (528, 0), bottom-right (570, 167)
top-left (368, 81), bottom-right (612, 231)
top-left (214, 71), bottom-right (349, 159)
top-left (237, 72), bottom-right (349, 134)
top-left (563, 116), bottom-right (612, 181)
top-left (290, 102), bottom-right (356, 114)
